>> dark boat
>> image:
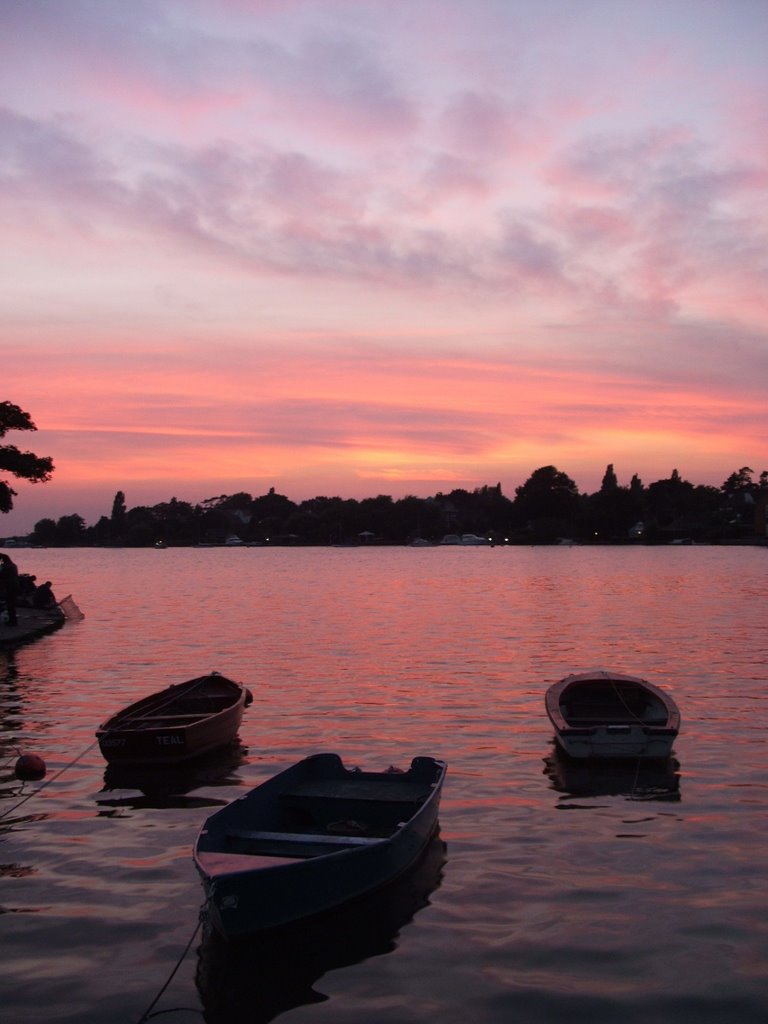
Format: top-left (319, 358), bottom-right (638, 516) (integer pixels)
top-left (96, 672), bottom-right (252, 766)
top-left (196, 831), bottom-right (446, 1023)
top-left (194, 752), bottom-right (447, 940)
top-left (545, 669), bottom-right (680, 760)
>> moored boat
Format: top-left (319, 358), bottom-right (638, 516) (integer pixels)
top-left (194, 751), bottom-right (447, 939)
top-left (196, 831), bottom-right (446, 1020)
top-left (96, 672), bottom-right (252, 766)
top-left (545, 669), bottom-right (680, 760)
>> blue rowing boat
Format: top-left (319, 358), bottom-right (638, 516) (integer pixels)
top-left (194, 752), bottom-right (447, 939)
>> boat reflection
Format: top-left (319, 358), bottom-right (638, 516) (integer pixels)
top-left (195, 831), bottom-right (447, 1024)
top-left (544, 745), bottom-right (681, 802)
top-left (97, 741), bottom-right (249, 811)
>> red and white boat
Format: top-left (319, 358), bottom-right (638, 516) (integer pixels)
top-left (545, 670), bottom-right (680, 760)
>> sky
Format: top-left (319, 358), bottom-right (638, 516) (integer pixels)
top-left (2, 0), bottom-right (767, 534)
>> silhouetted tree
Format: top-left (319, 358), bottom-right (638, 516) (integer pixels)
top-left (90, 515), bottom-right (113, 545)
top-left (587, 464), bottom-right (640, 540)
top-left (250, 488), bottom-right (297, 541)
top-left (392, 495), bottom-right (443, 542)
top-left (642, 469), bottom-right (718, 541)
top-left (293, 496), bottom-right (358, 544)
top-left (56, 514), bottom-right (87, 546)
top-left (30, 514), bottom-right (86, 546)
top-left (152, 497), bottom-right (197, 545)
top-left (0, 401), bottom-right (54, 513)
top-left (600, 464), bottom-right (618, 492)
top-left (110, 490), bottom-right (127, 541)
top-left (512, 466), bottom-right (580, 539)
top-left (721, 467), bottom-right (759, 497)
top-left (30, 517), bottom-right (58, 546)
top-left (718, 466), bottom-right (763, 537)
top-left (122, 506), bottom-right (158, 547)
top-left (358, 495), bottom-right (395, 539)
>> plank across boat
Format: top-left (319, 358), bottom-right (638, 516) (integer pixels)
top-left (96, 672), bottom-right (252, 766)
top-left (545, 669), bottom-right (680, 760)
top-left (194, 751), bottom-right (447, 939)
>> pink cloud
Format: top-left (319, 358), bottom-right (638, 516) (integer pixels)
top-left (1, 0), bottom-right (767, 537)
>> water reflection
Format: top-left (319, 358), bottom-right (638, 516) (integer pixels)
top-left (196, 832), bottom-right (447, 1023)
top-left (1, 659), bottom-right (26, 806)
top-left (97, 741), bottom-right (249, 811)
top-left (0, 653), bottom-right (21, 738)
top-left (544, 746), bottom-right (681, 802)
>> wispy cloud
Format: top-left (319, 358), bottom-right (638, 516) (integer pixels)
top-left (1, 0), bottom-right (766, 530)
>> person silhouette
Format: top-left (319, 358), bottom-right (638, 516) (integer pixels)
top-left (0, 553), bottom-right (20, 626)
top-left (33, 580), bottom-right (57, 609)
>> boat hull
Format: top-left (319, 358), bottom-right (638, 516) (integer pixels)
top-left (194, 753), bottom-right (446, 939)
top-left (552, 723), bottom-right (677, 760)
top-left (96, 673), bottom-right (250, 766)
top-left (196, 831), bottom-right (447, 1021)
top-left (545, 670), bottom-right (680, 760)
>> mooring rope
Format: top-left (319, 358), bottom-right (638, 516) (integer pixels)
top-left (135, 918), bottom-right (203, 1023)
top-left (2, 739), bottom-right (205, 1021)
top-left (608, 678), bottom-right (647, 723)
top-left (0, 739), bottom-right (99, 820)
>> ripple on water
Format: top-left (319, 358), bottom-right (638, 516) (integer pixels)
top-left (1, 546), bottom-right (767, 1023)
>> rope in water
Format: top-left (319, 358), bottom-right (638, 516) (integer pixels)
top-left (135, 917), bottom-right (203, 1022)
top-left (0, 739), bottom-right (98, 820)
top-left (2, 735), bottom-right (205, 1021)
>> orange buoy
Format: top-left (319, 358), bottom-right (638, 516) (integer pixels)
top-left (15, 754), bottom-right (47, 780)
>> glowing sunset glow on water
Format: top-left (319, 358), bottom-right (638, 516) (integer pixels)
top-left (2, 1), bottom-right (766, 531)
top-left (2, 547), bottom-right (768, 1022)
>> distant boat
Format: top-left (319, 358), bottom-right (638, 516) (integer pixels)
top-left (194, 752), bottom-right (447, 939)
top-left (545, 670), bottom-right (680, 760)
top-left (96, 672), bottom-right (252, 766)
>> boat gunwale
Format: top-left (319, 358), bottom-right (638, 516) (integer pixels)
top-left (545, 670), bottom-right (681, 735)
top-left (194, 753), bottom-right (446, 880)
top-left (96, 672), bottom-right (246, 736)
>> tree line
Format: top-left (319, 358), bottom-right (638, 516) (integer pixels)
top-left (1, 401), bottom-right (764, 546)
top-left (21, 465), bottom-right (768, 547)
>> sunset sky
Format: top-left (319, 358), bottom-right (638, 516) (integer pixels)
top-left (2, 0), bottom-right (767, 533)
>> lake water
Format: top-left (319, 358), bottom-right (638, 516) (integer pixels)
top-left (1, 546), bottom-right (766, 1024)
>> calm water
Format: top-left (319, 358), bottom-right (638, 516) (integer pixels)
top-left (1, 546), bottom-right (766, 1024)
